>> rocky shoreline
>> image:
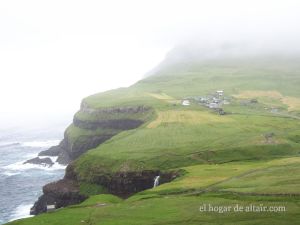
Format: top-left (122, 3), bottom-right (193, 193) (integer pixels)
top-left (27, 104), bottom-right (180, 215)
top-left (30, 163), bottom-right (179, 215)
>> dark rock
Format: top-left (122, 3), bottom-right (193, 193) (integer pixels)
top-left (55, 116), bottom-right (145, 164)
top-left (30, 194), bottom-right (48, 214)
top-left (91, 170), bottom-right (180, 198)
top-left (30, 179), bottom-right (87, 215)
top-left (73, 118), bottom-right (144, 130)
top-left (107, 171), bottom-right (160, 197)
top-left (56, 134), bottom-right (114, 165)
top-left (39, 145), bottom-right (62, 156)
top-left (37, 132), bottom-right (115, 166)
top-left (67, 135), bottom-right (114, 160)
top-left (56, 148), bottom-right (72, 165)
top-left (80, 103), bottom-right (149, 114)
top-left (24, 157), bottom-right (54, 167)
top-left (64, 163), bottom-right (78, 180)
top-left (38, 105), bottom-right (150, 165)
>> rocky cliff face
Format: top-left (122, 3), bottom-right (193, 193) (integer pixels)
top-left (40, 133), bottom-right (115, 165)
top-left (31, 104), bottom-right (155, 214)
top-left (90, 170), bottom-right (180, 197)
top-left (31, 164), bottom-right (179, 214)
top-left (39, 105), bottom-right (150, 164)
top-left (30, 165), bottom-right (87, 215)
top-left (73, 117), bottom-right (144, 130)
top-left (80, 103), bottom-right (149, 114)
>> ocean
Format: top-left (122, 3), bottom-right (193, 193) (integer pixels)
top-left (0, 114), bottom-right (71, 224)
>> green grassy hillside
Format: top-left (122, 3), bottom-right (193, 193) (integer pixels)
top-left (74, 57), bottom-right (300, 180)
top-left (8, 157), bottom-right (300, 225)
top-left (8, 52), bottom-right (300, 224)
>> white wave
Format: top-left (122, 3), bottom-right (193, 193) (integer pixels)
top-left (3, 159), bottom-right (66, 171)
top-left (39, 155), bottom-right (58, 161)
top-left (9, 204), bottom-right (33, 222)
top-left (0, 142), bottom-right (20, 148)
top-left (21, 139), bottom-right (60, 148)
top-left (2, 171), bottom-right (20, 176)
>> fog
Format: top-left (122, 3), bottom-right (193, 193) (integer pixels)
top-left (1, 0), bottom-right (300, 123)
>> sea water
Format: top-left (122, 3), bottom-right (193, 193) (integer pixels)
top-left (0, 115), bottom-right (70, 224)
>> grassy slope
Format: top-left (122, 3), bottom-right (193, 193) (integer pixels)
top-left (75, 61), bottom-right (300, 177)
top-left (9, 157), bottom-right (300, 225)
top-left (8, 56), bottom-right (300, 224)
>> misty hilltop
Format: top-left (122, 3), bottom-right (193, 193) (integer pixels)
top-left (147, 40), bottom-right (300, 77)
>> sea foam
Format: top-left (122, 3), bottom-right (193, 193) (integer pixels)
top-left (3, 157), bottom-right (66, 172)
top-left (9, 204), bottom-right (33, 222)
top-left (21, 139), bottom-right (60, 148)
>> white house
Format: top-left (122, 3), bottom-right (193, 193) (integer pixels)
top-left (182, 100), bottom-right (190, 106)
top-left (47, 205), bottom-right (55, 212)
top-left (209, 102), bottom-right (219, 109)
top-left (216, 90), bottom-right (224, 96)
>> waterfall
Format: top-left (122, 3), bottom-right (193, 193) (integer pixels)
top-left (153, 176), bottom-right (160, 188)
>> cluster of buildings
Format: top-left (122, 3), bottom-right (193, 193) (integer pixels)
top-left (181, 90), bottom-right (230, 115)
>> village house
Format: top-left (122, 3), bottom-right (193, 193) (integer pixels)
top-left (216, 90), bottom-right (224, 96)
top-left (182, 100), bottom-right (190, 106)
top-left (181, 90), bottom-right (229, 114)
top-left (208, 102), bottom-right (219, 109)
top-left (47, 204), bottom-right (55, 212)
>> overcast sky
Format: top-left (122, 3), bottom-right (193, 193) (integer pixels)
top-left (1, 0), bottom-right (300, 120)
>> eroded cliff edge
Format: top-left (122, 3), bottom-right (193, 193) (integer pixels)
top-left (39, 104), bottom-right (150, 164)
top-left (30, 102), bottom-right (179, 215)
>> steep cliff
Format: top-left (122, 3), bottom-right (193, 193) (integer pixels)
top-left (31, 104), bottom-right (155, 214)
top-left (39, 104), bottom-right (151, 164)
